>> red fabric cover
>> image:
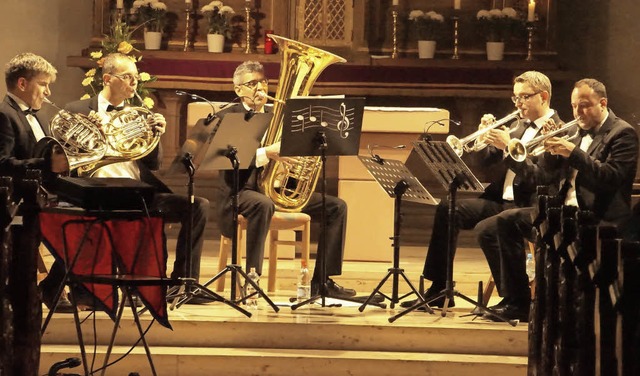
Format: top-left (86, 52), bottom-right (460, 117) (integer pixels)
top-left (39, 212), bottom-right (170, 328)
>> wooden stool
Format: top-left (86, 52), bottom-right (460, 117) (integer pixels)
top-left (217, 212), bottom-right (311, 293)
top-left (482, 241), bottom-right (536, 305)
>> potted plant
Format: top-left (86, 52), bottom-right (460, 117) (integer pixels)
top-left (476, 7), bottom-right (521, 60)
top-left (201, 1), bottom-right (236, 53)
top-left (132, 0), bottom-right (168, 50)
top-left (408, 10), bottom-right (444, 59)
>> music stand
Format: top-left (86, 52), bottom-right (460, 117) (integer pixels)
top-left (357, 155), bottom-right (439, 311)
top-left (389, 140), bottom-right (518, 326)
top-left (278, 97), bottom-right (379, 309)
top-left (198, 113), bottom-right (280, 314)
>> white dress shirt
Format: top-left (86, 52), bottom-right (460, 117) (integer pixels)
top-left (7, 93), bottom-right (46, 141)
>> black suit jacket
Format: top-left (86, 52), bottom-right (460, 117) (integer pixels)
top-left (478, 111), bottom-right (563, 207)
top-left (0, 95), bottom-right (52, 179)
top-left (64, 96), bottom-right (171, 193)
top-left (538, 109), bottom-right (638, 225)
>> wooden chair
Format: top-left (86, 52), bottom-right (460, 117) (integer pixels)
top-left (217, 211), bottom-right (311, 293)
top-left (482, 241), bottom-right (536, 305)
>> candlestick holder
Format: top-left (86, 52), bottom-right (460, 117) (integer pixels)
top-left (391, 7), bottom-right (398, 59)
top-left (451, 14), bottom-right (460, 60)
top-left (244, 5), bottom-right (252, 54)
top-left (183, 4), bottom-right (193, 51)
top-left (525, 22), bottom-right (535, 61)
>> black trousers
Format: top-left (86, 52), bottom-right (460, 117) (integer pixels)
top-left (423, 197), bottom-right (516, 284)
top-left (476, 207), bottom-right (534, 301)
top-left (220, 189), bottom-right (347, 280)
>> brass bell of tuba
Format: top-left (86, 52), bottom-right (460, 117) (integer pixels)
top-left (257, 34), bottom-right (347, 212)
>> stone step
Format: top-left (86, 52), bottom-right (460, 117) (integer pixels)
top-left (40, 345), bottom-right (527, 376)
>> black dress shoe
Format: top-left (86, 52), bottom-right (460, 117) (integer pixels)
top-left (484, 303), bottom-right (530, 322)
top-left (399, 285), bottom-right (454, 309)
top-left (311, 279), bottom-right (357, 299)
top-left (39, 285), bottom-right (75, 313)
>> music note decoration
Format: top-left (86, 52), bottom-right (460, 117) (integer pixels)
top-left (290, 102), bottom-right (355, 138)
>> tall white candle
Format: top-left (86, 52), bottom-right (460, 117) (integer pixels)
top-left (116, 0), bottom-right (123, 9)
top-left (392, 0), bottom-right (399, 6)
top-left (527, 1), bottom-right (536, 22)
top-left (454, 0), bottom-right (461, 10)
top-left (186, 0), bottom-right (192, 4)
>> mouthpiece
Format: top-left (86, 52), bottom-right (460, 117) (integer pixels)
top-left (256, 91), bottom-right (285, 104)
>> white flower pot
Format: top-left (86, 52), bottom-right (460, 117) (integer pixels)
top-left (207, 34), bottom-right (225, 53)
top-left (144, 31), bottom-right (162, 50)
top-left (486, 41), bottom-right (505, 61)
top-left (418, 40), bottom-right (437, 59)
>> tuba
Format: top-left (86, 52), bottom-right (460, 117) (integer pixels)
top-left (257, 34), bottom-right (347, 212)
top-left (40, 95), bottom-right (162, 177)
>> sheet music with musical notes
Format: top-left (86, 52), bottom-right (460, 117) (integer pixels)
top-left (290, 102), bottom-right (355, 139)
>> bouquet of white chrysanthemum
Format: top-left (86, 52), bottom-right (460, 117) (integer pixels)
top-left (408, 10), bottom-right (445, 41)
top-left (132, 0), bottom-right (168, 33)
top-left (201, 1), bottom-right (235, 38)
top-left (476, 7), bottom-right (522, 42)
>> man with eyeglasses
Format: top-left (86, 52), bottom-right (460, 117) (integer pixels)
top-left (214, 61), bottom-right (358, 299)
top-left (41, 53), bottom-right (212, 308)
top-left (401, 71), bottom-right (563, 320)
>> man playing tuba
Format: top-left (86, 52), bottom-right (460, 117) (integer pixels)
top-left (215, 61), bottom-right (358, 299)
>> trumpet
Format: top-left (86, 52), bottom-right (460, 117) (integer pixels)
top-left (507, 119), bottom-right (579, 162)
top-left (446, 110), bottom-right (520, 157)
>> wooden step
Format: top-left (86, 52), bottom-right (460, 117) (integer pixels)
top-left (40, 345), bottom-right (527, 376)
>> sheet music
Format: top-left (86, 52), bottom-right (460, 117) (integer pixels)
top-left (290, 101), bottom-right (355, 139)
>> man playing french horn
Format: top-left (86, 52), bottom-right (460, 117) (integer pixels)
top-left (401, 71), bottom-right (563, 322)
top-left (40, 53), bottom-right (212, 309)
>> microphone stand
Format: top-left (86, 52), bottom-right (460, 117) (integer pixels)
top-left (163, 153), bottom-right (249, 315)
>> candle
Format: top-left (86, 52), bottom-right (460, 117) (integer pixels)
top-left (527, 0), bottom-right (536, 22)
top-left (454, 0), bottom-right (461, 10)
top-left (392, 0), bottom-right (399, 6)
top-left (186, 0), bottom-right (192, 4)
top-left (116, 0), bottom-right (123, 9)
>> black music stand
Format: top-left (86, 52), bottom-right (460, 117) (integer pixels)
top-left (279, 97), bottom-right (380, 309)
top-left (389, 140), bottom-right (518, 326)
top-left (198, 113), bottom-right (280, 314)
top-left (357, 155), bottom-right (439, 311)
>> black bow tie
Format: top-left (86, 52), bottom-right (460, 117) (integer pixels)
top-left (23, 108), bottom-right (39, 116)
top-left (106, 104), bottom-right (124, 112)
top-left (579, 128), bottom-right (596, 138)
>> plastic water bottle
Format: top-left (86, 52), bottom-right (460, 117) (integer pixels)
top-left (246, 267), bottom-right (260, 309)
top-left (526, 253), bottom-right (535, 282)
top-left (297, 260), bottom-right (310, 302)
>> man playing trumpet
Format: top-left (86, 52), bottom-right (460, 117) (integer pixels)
top-left (402, 71), bottom-right (562, 321)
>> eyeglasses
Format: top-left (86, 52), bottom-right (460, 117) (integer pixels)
top-left (511, 92), bottom-right (541, 104)
top-left (112, 73), bottom-right (140, 82)
top-left (239, 79), bottom-right (268, 89)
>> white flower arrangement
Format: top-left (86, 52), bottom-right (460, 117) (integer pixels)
top-left (408, 10), bottom-right (445, 41)
top-left (476, 7), bottom-right (522, 42)
top-left (201, 1), bottom-right (235, 37)
top-left (132, 0), bottom-right (168, 33)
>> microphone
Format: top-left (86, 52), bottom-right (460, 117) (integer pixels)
top-left (422, 118), bottom-right (461, 140)
top-left (367, 144), bottom-right (407, 164)
top-left (175, 90), bottom-right (220, 125)
top-left (255, 91), bottom-right (285, 104)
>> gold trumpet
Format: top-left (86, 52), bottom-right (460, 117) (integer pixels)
top-left (446, 110), bottom-right (521, 157)
top-left (507, 119), bottom-right (579, 162)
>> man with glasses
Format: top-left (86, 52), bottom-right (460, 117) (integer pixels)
top-left (41, 53), bottom-right (212, 308)
top-left (215, 61), bottom-right (358, 299)
top-left (401, 71), bottom-right (563, 319)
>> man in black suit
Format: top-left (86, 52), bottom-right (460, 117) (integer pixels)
top-left (0, 52), bottom-right (68, 373)
top-left (484, 78), bottom-right (639, 321)
top-left (215, 61), bottom-right (356, 298)
top-left (41, 52), bottom-right (211, 305)
top-left (402, 71), bottom-right (562, 314)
